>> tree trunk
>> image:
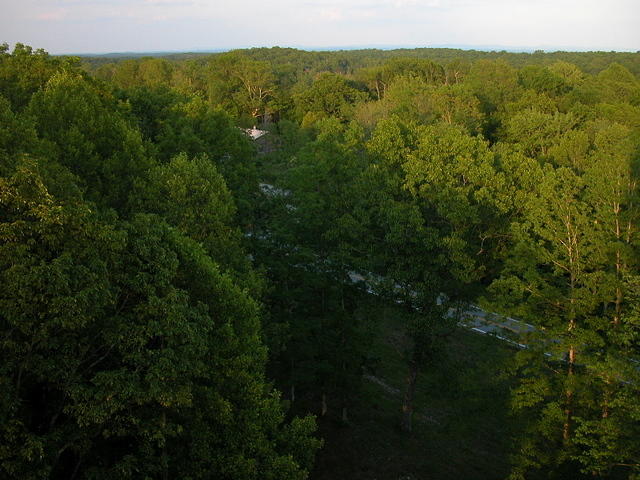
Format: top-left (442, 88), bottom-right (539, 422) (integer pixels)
top-left (602, 378), bottom-right (611, 419)
top-left (563, 220), bottom-right (578, 444)
top-left (69, 456), bottom-right (82, 480)
top-left (162, 411), bottom-right (168, 480)
top-left (321, 392), bottom-right (327, 416)
top-left (562, 345), bottom-right (575, 443)
top-left (401, 361), bottom-right (419, 432)
top-left (614, 210), bottom-right (622, 325)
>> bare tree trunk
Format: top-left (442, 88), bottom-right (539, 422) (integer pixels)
top-left (614, 210), bottom-right (622, 325)
top-left (562, 345), bottom-right (575, 443)
top-left (321, 392), bottom-right (327, 416)
top-left (602, 378), bottom-right (611, 419)
top-left (562, 213), bottom-right (578, 443)
top-left (401, 361), bottom-right (418, 432)
top-left (162, 411), bottom-right (168, 480)
top-left (70, 456), bottom-right (82, 480)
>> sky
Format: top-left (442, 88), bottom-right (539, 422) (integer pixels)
top-left (1, 0), bottom-right (639, 54)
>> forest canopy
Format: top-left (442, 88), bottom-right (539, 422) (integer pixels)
top-left (1, 42), bottom-right (639, 479)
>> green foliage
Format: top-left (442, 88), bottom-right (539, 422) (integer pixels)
top-left (207, 52), bottom-right (278, 124)
top-left (0, 43), bottom-right (80, 111)
top-left (121, 86), bottom-right (259, 221)
top-left (364, 118), bottom-right (503, 295)
top-left (467, 59), bottom-right (521, 115)
top-left (254, 119), bottom-right (375, 420)
top-left (575, 63), bottom-right (640, 106)
top-left (4, 42), bottom-right (640, 480)
top-left (0, 94), bottom-right (40, 168)
top-left (377, 57), bottom-right (445, 86)
top-left (0, 45), bottom-right (321, 479)
top-left (26, 71), bottom-right (152, 212)
top-left (518, 65), bottom-right (569, 96)
top-left (131, 152), bottom-right (261, 293)
top-left (501, 109), bottom-right (580, 158)
top-left (293, 73), bottom-right (369, 125)
top-left (489, 115), bottom-right (640, 477)
top-left (356, 76), bottom-right (482, 133)
top-left (0, 159), bottom-right (320, 479)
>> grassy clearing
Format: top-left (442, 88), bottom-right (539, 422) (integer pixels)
top-left (310, 306), bottom-right (522, 480)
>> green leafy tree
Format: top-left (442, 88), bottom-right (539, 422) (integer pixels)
top-left (489, 162), bottom-right (597, 478)
top-left (575, 63), bottom-right (640, 106)
top-left (0, 94), bottom-right (40, 168)
top-left (0, 159), bottom-right (320, 479)
top-left (467, 59), bottom-right (522, 139)
top-left (547, 61), bottom-right (585, 89)
top-left (26, 71), bottom-right (151, 212)
top-left (131, 152), bottom-right (260, 293)
top-left (122, 88), bottom-right (259, 222)
top-left (489, 124), bottom-right (640, 477)
top-left (137, 58), bottom-right (174, 88)
top-left (207, 52), bottom-right (277, 125)
top-left (0, 43), bottom-right (79, 111)
top-left (501, 109), bottom-right (580, 159)
top-left (361, 118), bottom-right (503, 431)
top-left (355, 76), bottom-right (481, 133)
top-left (293, 73), bottom-right (368, 126)
top-left (518, 65), bottom-right (569, 97)
top-left (255, 119), bottom-right (374, 421)
top-left (570, 123), bottom-right (640, 478)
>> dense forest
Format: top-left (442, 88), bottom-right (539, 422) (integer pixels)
top-left (1, 42), bottom-right (639, 479)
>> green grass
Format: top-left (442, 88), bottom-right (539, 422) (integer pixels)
top-left (309, 306), bottom-right (523, 480)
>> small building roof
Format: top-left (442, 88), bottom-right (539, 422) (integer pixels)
top-left (243, 127), bottom-right (268, 140)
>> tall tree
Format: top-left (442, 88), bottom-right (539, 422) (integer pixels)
top-left (26, 71), bottom-right (151, 212)
top-left (361, 118), bottom-right (503, 431)
top-left (122, 88), bottom-right (259, 222)
top-left (0, 159), bottom-right (321, 479)
top-left (293, 73), bottom-right (368, 126)
top-left (0, 43), bottom-right (78, 111)
top-left (207, 52), bottom-right (277, 125)
top-left (255, 119), bottom-right (375, 421)
top-left (130, 152), bottom-right (261, 293)
top-left (489, 122), bottom-right (640, 477)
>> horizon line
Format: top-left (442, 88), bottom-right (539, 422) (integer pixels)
top-left (48, 43), bottom-right (640, 57)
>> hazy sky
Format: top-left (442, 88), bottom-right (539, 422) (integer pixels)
top-left (2, 0), bottom-right (639, 54)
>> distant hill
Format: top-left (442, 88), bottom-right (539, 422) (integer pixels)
top-left (70, 50), bottom-right (226, 59)
top-left (74, 46), bottom-right (640, 78)
top-left (63, 43), bottom-right (640, 58)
